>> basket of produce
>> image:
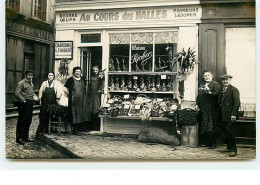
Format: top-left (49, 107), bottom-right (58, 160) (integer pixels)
top-left (177, 108), bottom-right (199, 125)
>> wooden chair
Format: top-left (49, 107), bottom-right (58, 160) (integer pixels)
top-left (48, 116), bottom-right (67, 134)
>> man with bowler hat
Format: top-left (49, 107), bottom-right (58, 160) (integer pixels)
top-left (218, 74), bottom-right (240, 157)
top-left (15, 70), bottom-right (38, 145)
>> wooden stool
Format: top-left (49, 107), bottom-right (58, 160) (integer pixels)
top-left (181, 124), bottom-right (199, 147)
top-left (48, 116), bottom-right (67, 134)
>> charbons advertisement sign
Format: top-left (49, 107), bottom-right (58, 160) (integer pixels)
top-left (55, 41), bottom-right (73, 59)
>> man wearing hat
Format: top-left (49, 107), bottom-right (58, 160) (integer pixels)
top-left (15, 70), bottom-right (38, 145)
top-left (218, 74), bottom-right (240, 157)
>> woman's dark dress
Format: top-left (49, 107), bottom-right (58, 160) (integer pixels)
top-left (88, 75), bottom-right (104, 130)
top-left (196, 80), bottom-right (220, 145)
top-left (36, 83), bottom-right (56, 135)
top-left (64, 77), bottom-right (90, 126)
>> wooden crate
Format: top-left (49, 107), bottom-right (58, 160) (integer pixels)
top-left (181, 124), bottom-right (199, 147)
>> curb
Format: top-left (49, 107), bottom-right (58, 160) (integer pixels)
top-left (6, 110), bottom-right (40, 120)
top-left (40, 134), bottom-right (82, 159)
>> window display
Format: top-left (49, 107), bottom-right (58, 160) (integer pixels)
top-left (104, 31), bottom-right (179, 119)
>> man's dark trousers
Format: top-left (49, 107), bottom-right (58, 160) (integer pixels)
top-left (16, 100), bottom-right (34, 142)
top-left (222, 120), bottom-right (237, 153)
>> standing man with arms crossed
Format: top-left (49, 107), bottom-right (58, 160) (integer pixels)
top-left (15, 70), bottom-right (38, 145)
top-left (219, 74), bottom-right (240, 157)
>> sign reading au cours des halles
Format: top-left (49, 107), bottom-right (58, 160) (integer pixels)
top-left (56, 5), bottom-right (201, 24)
top-left (55, 41), bottom-right (73, 59)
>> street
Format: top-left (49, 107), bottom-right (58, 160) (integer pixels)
top-left (5, 116), bottom-right (69, 159)
top-left (6, 116), bottom-right (256, 160)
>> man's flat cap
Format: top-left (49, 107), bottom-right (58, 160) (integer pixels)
top-left (220, 74), bottom-right (233, 79)
top-left (24, 70), bottom-right (34, 75)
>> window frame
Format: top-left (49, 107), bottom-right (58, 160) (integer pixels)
top-left (33, 0), bottom-right (47, 21)
top-left (6, 0), bottom-right (20, 12)
top-left (108, 29), bottom-right (178, 73)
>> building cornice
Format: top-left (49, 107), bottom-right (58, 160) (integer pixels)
top-left (55, 0), bottom-right (200, 12)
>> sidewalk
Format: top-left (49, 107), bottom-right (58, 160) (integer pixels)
top-left (6, 116), bottom-right (256, 160)
top-left (41, 131), bottom-right (256, 160)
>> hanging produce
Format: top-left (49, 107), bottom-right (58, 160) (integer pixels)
top-left (173, 48), bottom-right (199, 99)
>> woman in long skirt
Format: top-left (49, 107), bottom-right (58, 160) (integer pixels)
top-left (64, 67), bottom-right (90, 134)
top-left (88, 66), bottom-right (104, 131)
top-left (196, 71), bottom-right (220, 149)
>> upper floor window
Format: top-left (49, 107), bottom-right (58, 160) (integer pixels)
top-left (33, 0), bottom-right (47, 21)
top-left (6, 0), bottom-right (20, 12)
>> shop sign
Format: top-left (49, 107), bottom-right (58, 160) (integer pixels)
top-left (131, 44), bottom-right (153, 71)
top-left (6, 21), bottom-right (54, 42)
top-left (55, 41), bottom-right (73, 59)
top-left (56, 5), bottom-right (201, 24)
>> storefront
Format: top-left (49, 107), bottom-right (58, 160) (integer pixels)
top-left (6, 21), bottom-right (55, 106)
top-left (199, 0), bottom-right (255, 118)
top-left (198, 0), bottom-right (255, 140)
top-left (55, 0), bottom-right (202, 134)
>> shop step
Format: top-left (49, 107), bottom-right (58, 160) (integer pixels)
top-left (6, 105), bottom-right (41, 120)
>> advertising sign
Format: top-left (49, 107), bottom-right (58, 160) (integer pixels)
top-left (55, 41), bottom-right (73, 59)
top-left (131, 44), bottom-right (153, 72)
top-left (56, 5), bottom-right (202, 24)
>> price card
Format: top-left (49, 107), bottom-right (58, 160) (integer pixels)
top-left (135, 105), bottom-right (141, 109)
top-left (124, 105), bottom-right (130, 109)
top-left (157, 98), bottom-right (163, 102)
top-left (133, 76), bottom-right (138, 80)
top-left (108, 99), bottom-right (114, 104)
top-left (161, 75), bottom-right (167, 79)
top-left (124, 94), bottom-right (130, 99)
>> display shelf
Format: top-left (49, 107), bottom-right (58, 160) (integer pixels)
top-left (108, 71), bottom-right (178, 75)
top-left (108, 90), bottom-right (175, 94)
top-left (100, 115), bottom-right (174, 122)
top-left (110, 55), bottom-right (129, 57)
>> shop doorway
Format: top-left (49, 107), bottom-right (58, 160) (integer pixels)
top-left (80, 47), bottom-right (102, 90)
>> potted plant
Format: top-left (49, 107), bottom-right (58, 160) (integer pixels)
top-left (47, 104), bottom-right (69, 118)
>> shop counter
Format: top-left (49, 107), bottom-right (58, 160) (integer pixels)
top-left (100, 116), bottom-right (176, 135)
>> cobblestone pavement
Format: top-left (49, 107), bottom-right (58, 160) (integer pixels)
top-left (6, 116), bottom-right (256, 160)
top-left (5, 116), bottom-right (69, 159)
top-left (44, 132), bottom-right (256, 160)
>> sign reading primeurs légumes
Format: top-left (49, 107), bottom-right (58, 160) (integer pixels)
top-left (55, 41), bottom-right (73, 59)
top-left (56, 5), bottom-right (201, 24)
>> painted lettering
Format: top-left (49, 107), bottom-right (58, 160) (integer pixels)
top-left (136, 10), bottom-right (167, 20)
top-left (94, 12), bottom-right (119, 21)
top-left (131, 50), bottom-right (153, 66)
top-left (79, 13), bottom-right (90, 22)
top-left (122, 12), bottom-right (133, 20)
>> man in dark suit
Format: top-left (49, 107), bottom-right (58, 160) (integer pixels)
top-left (15, 70), bottom-right (38, 145)
top-left (218, 74), bottom-right (240, 157)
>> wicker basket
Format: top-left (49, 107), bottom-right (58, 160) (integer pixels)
top-left (177, 108), bottom-right (199, 125)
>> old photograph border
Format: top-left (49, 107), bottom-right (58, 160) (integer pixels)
top-left (1, 0), bottom-right (260, 170)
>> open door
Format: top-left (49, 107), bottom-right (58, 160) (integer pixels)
top-left (80, 47), bottom-right (102, 92)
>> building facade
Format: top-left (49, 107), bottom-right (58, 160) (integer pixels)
top-left (6, 0), bottom-right (56, 106)
top-left (55, 0), bottom-right (201, 134)
top-left (54, 0), bottom-right (255, 134)
top-left (199, 0), bottom-right (255, 117)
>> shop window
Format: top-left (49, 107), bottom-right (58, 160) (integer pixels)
top-left (33, 0), bottom-right (47, 21)
top-left (110, 44), bottom-right (130, 72)
top-left (108, 31), bottom-right (178, 103)
top-left (225, 27), bottom-right (256, 117)
top-left (6, 0), bottom-right (20, 12)
top-left (81, 34), bottom-right (101, 43)
top-left (109, 31), bottom-right (178, 72)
